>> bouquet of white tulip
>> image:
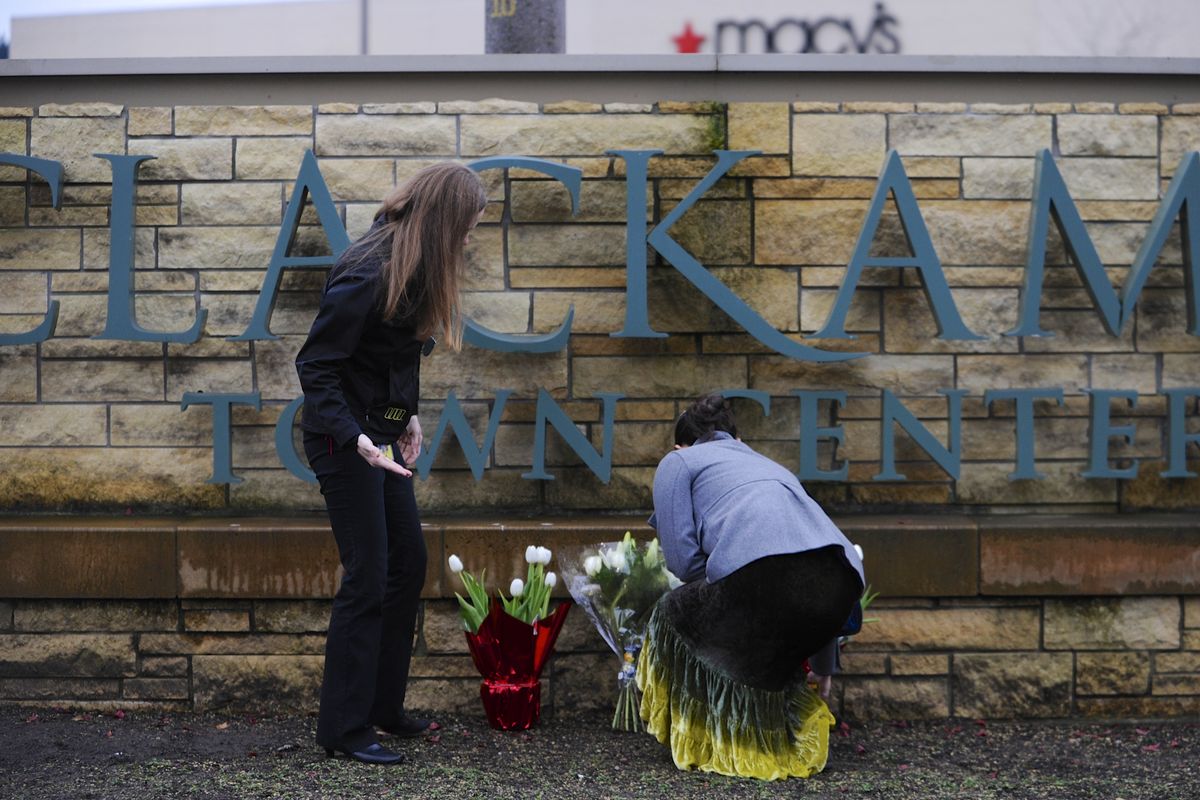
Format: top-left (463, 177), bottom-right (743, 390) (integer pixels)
top-left (445, 545), bottom-right (570, 731)
top-left (559, 532), bottom-right (680, 731)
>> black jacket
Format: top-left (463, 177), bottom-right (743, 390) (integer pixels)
top-left (296, 237), bottom-right (425, 447)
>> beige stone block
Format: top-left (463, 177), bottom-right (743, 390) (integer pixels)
top-left (134, 138), bottom-right (233, 180)
top-left (159, 226), bottom-right (278, 268)
top-left (962, 157), bottom-right (1034, 199)
top-left (1163, 354), bottom-right (1200, 388)
top-left (39, 359), bottom-right (163, 402)
top-left (183, 609), bottom-right (250, 632)
top-left (592, 421), bottom-right (672, 467)
top-left (1162, 116), bottom-right (1200, 176)
top-left (1076, 102), bottom-right (1116, 114)
top-left (193, 654), bottom-right (321, 711)
top-left (13, 601), bottom-right (177, 632)
top-left (122, 677), bottom-right (189, 700)
top-left (1120, 103), bottom-right (1168, 115)
top-left (0, 634), bottom-right (136, 677)
top-left (1090, 354), bottom-right (1158, 393)
top-left (0, 227), bottom-right (81, 272)
top-left (841, 677), bottom-right (949, 720)
top-left (791, 114), bottom-right (885, 177)
top-left (918, 200), bottom-right (1031, 265)
top-left (970, 103), bottom-right (1032, 115)
top-left (29, 117), bottom-right (125, 182)
top-left (414, 469), bottom-right (542, 513)
top-left (0, 107), bottom-right (33, 117)
top-left (882, 288), bottom-right (1019, 353)
top-left (135, 205), bottom-right (179, 226)
top-left (1059, 115), bottom-right (1157, 157)
top-left (916, 103), bottom-right (968, 114)
top-left (853, 607), bottom-right (1040, 651)
top-left (422, 347), bottom-right (566, 398)
top-left (140, 632), bottom-right (325, 656)
top-left (252, 336), bottom-right (305, 400)
top-left (181, 183), bottom-right (282, 225)
top-left (1076, 651), bottom-right (1151, 695)
top-left (140, 655), bottom-right (190, 677)
top-left (727, 102), bottom-right (789, 154)
top-left (315, 115), bottom-right (455, 156)
top-left (752, 178), bottom-right (879, 200)
top-left (167, 358), bottom-right (255, 401)
top-left (958, 354), bottom-right (1088, 394)
top-left (421, 603), bottom-right (469, 653)
top-left (660, 199), bottom-right (751, 265)
top-left (226, 469), bottom-right (325, 511)
top-left (751, 354), bottom-right (953, 396)
top-left (27, 206), bottom-right (107, 226)
top-left (0, 272), bottom-right (48, 315)
top-left (573, 354), bottom-right (744, 398)
top-left (0, 404), bottom-right (107, 446)
top-left (845, 102), bottom-right (914, 114)
top-left (0, 346), bottom-right (36, 401)
top-left (508, 224), bottom-right (626, 266)
top-left (52, 293), bottom-right (201, 339)
top-left (459, 226), bottom-right (503, 291)
top-left (310, 157), bottom-right (391, 202)
top-left (756, 200), bottom-right (868, 265)
top-left (953, 653), bottom-right (1072, 718)
top-left (360, 102), bottom-right (435, 114)
top-left (838, 652), bottom-right (889, 675)
top-left (439, 98), bottom-right (538, 114)
top-left (792, 102), bottom-right (839, 113)
top-left (461, 291), bottom-right (531, 333)
top-left (253, 600), bottom-right (330, 633)
top-left (510, 180), bottom-right (648, 224)
top-left (82, 228), bottom-right (156, 270)
top-left (1023, 310), bottom-right (1136, 353)
top-left (234, 137), bottom-right (312, 180)
top-left (890, 654), bottom-right (949, 676)
top-left (511, 267), bottom-right (624, 290)
top-left (1045, 597), bottom-right (1181, 650)
top-left (800, 287), bottom-right (879, 333)
top-left (891, 114), bottom-right (1052, 157)
top-left (658, 177), bottom-right (744, 201)
top-left (0, 186), bottom-right (24, 225)
top-left (1156, 652), bottom-right (1200, 672)
top-left (543, 100), bottom-right (602, 114)
top-left (956, 461), bottom-right (1116, 505)
top-left (38, 103), bottom-right (123, 118)
top-left (532, 290), bottom-right (624, 335)
top-left (111, 403), bottom-right (215, 446)
top-left (175, 105), bottom-right (312, 136)
top-left (542, 466), bottom-right (654, 508)
top-left (128, 106), bottom-right (172, 136)
top-left (1153, 675), bottom-right (1200, 695)
top-left (1058, 157), bottom-right (1159, 201)
top-left (0, 677), bottom-right (120, 700)
top-left (461, 114), bottom-right (710, 157)
top-left (1186, 597), bottom-right (1200, 628)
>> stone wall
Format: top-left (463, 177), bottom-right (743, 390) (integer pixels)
top-left (2, 97), bottom-right (1200, 513)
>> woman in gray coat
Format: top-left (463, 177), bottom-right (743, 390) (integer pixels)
top-left (639, 393), bottom-right (865, 780)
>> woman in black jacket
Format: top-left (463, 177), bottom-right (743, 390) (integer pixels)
top-left (296, 162), bottom-right (487, 765)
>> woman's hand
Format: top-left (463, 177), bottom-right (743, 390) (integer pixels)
top-left (397, 415), bottom-right (423, 466)
top-left (356, 433), bottom-right (412, 477)
top-left (807, 671), bottom-right (833, 702)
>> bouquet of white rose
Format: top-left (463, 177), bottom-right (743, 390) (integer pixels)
top-left (559, 532), bottom-right (680, 731)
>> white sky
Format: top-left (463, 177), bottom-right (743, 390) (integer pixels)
top-left (0, 0), bottom-right (305, 41)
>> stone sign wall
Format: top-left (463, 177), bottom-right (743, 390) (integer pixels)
top-left (3, 97), bottom-right (1200, 515)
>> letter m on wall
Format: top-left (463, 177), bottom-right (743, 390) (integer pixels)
top-left (1009, 149), bottom-right (1200, 338)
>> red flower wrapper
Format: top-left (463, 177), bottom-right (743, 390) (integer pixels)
top-left (463, 600), bottom-right (571, 730)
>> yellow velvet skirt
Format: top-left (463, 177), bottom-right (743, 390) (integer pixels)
top-left (637, 604), bottom-right (836, 781)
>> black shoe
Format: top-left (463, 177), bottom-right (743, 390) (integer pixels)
top-left (375, 714), bottom-right (432, 738)
top-left (324, 743), bottom-right (404, 765)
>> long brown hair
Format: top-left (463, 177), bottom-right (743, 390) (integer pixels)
top-left (349, 162), bottom-right (487, 351)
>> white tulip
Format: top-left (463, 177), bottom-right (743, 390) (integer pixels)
top-left (525, 545), bottom-right (538, 564)
top-left (545, 571), bottom-right (558, 588)
top-left (448, 554), bottom-right (464, 574)
top-left (510, 578), bottom-right (525, 597)
top-left (537, 546), bottom-right (552, 565)
top-left (603, 548), bottom-right (627, 572)
top-left (584, 555), bottom-right (602, 576)
top-left (853, 544), bottom-right (864, 561)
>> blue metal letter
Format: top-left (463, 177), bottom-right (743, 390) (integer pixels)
top-left (610, 149), bottom-right (863, 362)
top-left (232, 150), bottom-right (351, 341)
top-left (522, 390), bottom-right (623, 482)
top-left (1163, 387), bottom-right (1200, 478)
top-left (465, 156), bottom-right (581, 352)
top-left (796, 390), bottom-right (850, 481)
top-left (983, 388), bottom-right (1064, 480)
top-left (1081, 389), bottom-right (1139, 479)
top-left (0, 154), bottom-right (63, 345)
top-left (814, 150), bottom-right (981, 341)
top-left (275, 396), bottom-right (316, 483)
top-left (1007, 150), bottom-right (1200, 338)
top-left (181, 391), bottom-right (262, 484)
top-left (875, 389), bottom-right (966, 481)
top-left (413, 389), bottom-right (512, 479)
top-left (94, 154), bottom-right (206, 342)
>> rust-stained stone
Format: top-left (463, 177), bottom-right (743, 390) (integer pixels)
top-left (980, 516), bottom-right (1200, 594)
top-left (0, 521), bottom-right (176, 598)
top-left (176, 518), bottom-right (444, 600)
top-left (1075, 651), bottom-right (1151, 695)
top-left (836, 515), bottom-right (978, 596)
top-left (952, 653), bottom-right (1072, 718)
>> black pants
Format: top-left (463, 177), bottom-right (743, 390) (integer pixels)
top-left (661, 546), bottom-right (862, 692)
top-left (304, 432), bottom-right (427, 751)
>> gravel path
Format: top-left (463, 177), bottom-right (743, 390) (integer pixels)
top-left (1, 706), bottom-right (1198, 799)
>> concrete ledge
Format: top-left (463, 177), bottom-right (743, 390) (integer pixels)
top-left (1, 515), bottom-right (1198, 600)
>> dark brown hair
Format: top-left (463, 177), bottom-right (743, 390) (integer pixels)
top-left (674, 393), bottom-right (738, 446)
top-left (348, 162), bottom-right (487, 351)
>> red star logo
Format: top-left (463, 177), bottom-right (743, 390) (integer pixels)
top-left (672, 22), bottom-right (706, 54)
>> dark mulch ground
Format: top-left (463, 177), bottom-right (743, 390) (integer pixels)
top-left (0, 706), bottom-right (1197, 799)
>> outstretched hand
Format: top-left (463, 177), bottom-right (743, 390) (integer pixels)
top-left (356, 434), bottom-right (412, 477)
